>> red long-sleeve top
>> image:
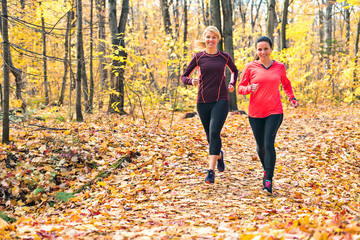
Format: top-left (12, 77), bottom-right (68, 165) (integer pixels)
top-left (181, 51), bottom-right (238, 103)
top-left (238, 60), bottom-right (295, 118)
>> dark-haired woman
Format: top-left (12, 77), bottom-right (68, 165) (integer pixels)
top-left (238, 36), bottom-right (299, 194)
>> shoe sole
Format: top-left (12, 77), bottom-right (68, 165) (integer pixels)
top-left (263, 189), bottom-right (272, 195)
top-left (205, 180), bottom-right (214, 184)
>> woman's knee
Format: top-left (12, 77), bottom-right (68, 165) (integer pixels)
top-left (209, 130), bottom-right (220, 141)
top-left (264, 142), bottom-right (275, 153)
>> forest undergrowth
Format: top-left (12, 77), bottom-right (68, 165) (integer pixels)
top-left (0, 104), bottom-right (360, 239)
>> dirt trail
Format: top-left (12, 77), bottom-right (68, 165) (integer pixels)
top-left (2, 106), bottom-right (360, 239)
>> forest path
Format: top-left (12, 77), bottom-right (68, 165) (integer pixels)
top-left (3, 105), bottom-right (360, 239)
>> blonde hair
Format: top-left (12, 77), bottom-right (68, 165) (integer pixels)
top-left (194, 26), bottom-right (221, 51)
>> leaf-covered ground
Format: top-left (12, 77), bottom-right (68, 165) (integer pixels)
top-left (1, 104), bottom-right (360, 239)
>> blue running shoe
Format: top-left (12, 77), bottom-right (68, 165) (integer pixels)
top-left (205, 169), bottom-right (215, 184)
top-left (217, 150), bottom-right (225, 172)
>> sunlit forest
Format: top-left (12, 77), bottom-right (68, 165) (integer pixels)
top-left (1, 1), bottom-right (360, 238)
top-left (2, 0), bottom-right (360, 117)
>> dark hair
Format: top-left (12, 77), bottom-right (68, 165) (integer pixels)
top-left (254, 36), bottom-right (273, 60)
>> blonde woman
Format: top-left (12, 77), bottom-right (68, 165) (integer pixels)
top-left (181, 26), bottom-right (238, 184)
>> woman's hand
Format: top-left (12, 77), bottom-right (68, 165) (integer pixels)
top-left (251, 83), bottom-right (259, 92)
top-left (228, 84), bottom-right (234, 92)
top-left (291, 99), bottom-right (299, 108)
top-left (192, 77), bottom-right (200, 86)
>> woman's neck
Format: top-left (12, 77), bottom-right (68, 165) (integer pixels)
top-left (205, 48), bottom-right (218, 54)
top-left (259, 59), bottom-right (273, 68)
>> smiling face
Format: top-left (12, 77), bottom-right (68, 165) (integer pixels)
top-left (204, 31), bottom-right (220, 50)
top-left (256, 41), bottom-right (273, 61)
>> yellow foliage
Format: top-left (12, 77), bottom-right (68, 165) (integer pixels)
top-left (355, 87), bottom-right (360, 96)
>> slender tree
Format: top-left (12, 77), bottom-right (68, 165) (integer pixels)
top-left (200, 0), bottom-right (210, 26)
top-left (59, 10), bottom-right (73, 106)
top-left (239, 0), bottom-right (250, 36)
top-left (266, 0), bottom-right (276, 42)
top-left (97, 0), bottom-right (107, 109)
top-left (222, 0), bottom-right (237, 111)
top-left (2, 0), bottom-right (10, 144)
top-left (160, 0), bottom-right (172, 36)
top-left (344, 2), bottom-right (350, 47)
top-left (183, 0), bottom-right (188, 64)
top-left (353, 15), bottom-right (360, 87)
top-left (76, 0), bottom-right (84, 121)
top-left (210, 0), bottom-right (223, 51)
top-left (280, 0), bottom-right (290, 50)
top-left (249, 0), bottom-right (263, 46)
top-left (108, 0), bottom-right (130, 114)
top-left (173, 0), bottom-right (180, 41)
top-left (0, 0), bottom-right (25, 111)
top-left (41, 13), bottom-right (49, 105)
top-left (324, 0), bottom-right (333, 71)
top-left (21, 0), bottom-right (25, 9)
top-left (89, 0), bottom-right (94, 112)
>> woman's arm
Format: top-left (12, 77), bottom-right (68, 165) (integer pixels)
top-left (226, 54), bottom-right (239, 87)
top-left (181, 55), bottom-right (198, 85)
top-left (280, 64), bottom-right (295, 101)
top-left (237, 64), bottom-right (252, 95)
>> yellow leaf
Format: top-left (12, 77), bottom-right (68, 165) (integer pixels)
top-left (12, 99), bottom-right (23, 109)
top-left (0, 218), bottom-right (8, 230)
top-left (97, 182), bottom-right (106, 187)
top-left (355, 87), bottom-right (360, 97)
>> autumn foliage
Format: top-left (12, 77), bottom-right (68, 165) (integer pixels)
top-left (0, 105), bottom-right (360, 238)
top-left (1, 0), bottom-right (360, 238)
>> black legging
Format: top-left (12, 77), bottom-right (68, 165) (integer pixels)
top-left (249, 114), bottom-right (283, 182)
top-left (197, 100), bottom-right (229, 155)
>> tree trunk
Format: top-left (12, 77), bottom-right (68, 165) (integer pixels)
top-left (280, 0), bottom-right (289, 50)
top-left (210, 0), bottom-right (223, 51)
top-left (160, 0), bottom-right (180, 92)
top-left (318, 6), bottom-right (324, 61)
top-left (81, 46), bottom-right (89, 112)
top-left (324, 0), bottom-right (334, 97)
top-left (107, 0), bottom-right (129, 115)
top-left (183, 0), bottom-right (188, 68)
top-left (89, 0), bottom-right (94, 112)
top-left (59, 10), bottom-right (73, 106)
top-left (97, 0), bottom-right (107, 110)
top-left (266, 0), bottom-right (276, 42)
top-left (353, 15), bottom-right (360, 88)
top-left (222, 0), bottom-right (238, 111)
top-left (160, 0), bottom-right (172, 36)
top-left (324, 0), bottom-right (333, 71)
top-left (239, 0), bottom-right (250, 38)
top-left (76, 0), bottom-right (84, 121)
top-left (344, 2), bottom-right (350, 47)
top-left (250, 0), bottom-right (263, 46)
top-left (41, 15), bottom-right (49, 105)
top-left (200, 0), bottom-right (209, 26)
top-left (2, 0), bottom-right (10, 144)
top-left (173, 0), bottom-right (180, 41)
top-left (0, 0), bottom-right (26, 111)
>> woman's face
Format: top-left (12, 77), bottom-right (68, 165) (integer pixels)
top-left (204, 31), bottom-right (219, 50)
top-left (256, 41), bottom-right (272, 61)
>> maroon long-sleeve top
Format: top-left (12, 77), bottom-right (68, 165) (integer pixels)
top-left (181, 50), bottom-right (238, 103)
